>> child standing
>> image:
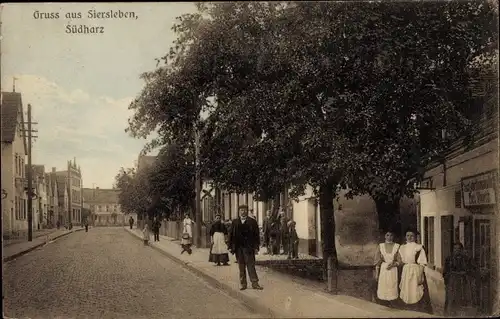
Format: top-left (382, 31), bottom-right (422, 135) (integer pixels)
top-left (143, 223), bottom-right (150, 246)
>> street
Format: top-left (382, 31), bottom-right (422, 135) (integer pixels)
top-left (3, 228), bottom-right (261, 319)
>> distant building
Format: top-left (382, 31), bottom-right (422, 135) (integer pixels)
top-left (52, 169), bottom-right (69, 226)
top-left (82, 187), bottom-right (125, 226)
top-left (137, 154), bottom-right (156, 173)
top-left (31, 164), bottom-right (48, 229)
top-left (1, 91), bottom-right (28, 235)
top-left (54, 158), bottom-right (83, 225)
top-left (45, 171), bottom-right (59, 226)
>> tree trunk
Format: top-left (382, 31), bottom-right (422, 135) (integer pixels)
top-left (374, 196), bottom-right (402, 240)
top-left (271, 194), bottom-right (280, 220)
top-left (319, 180), bottom-right (338, 294)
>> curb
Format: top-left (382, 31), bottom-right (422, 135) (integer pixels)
top-left (3, 228), bottom-right (84, 263)
top-left (124, 228), bottom-right (278, 318)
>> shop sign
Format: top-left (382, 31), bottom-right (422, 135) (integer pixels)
top-left (461, 171), bottom-right (497, 207)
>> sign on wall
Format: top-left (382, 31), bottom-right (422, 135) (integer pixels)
top-left (461, 171), bottom-right (497, 207)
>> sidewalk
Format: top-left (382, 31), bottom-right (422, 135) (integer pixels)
top-left (3, 228), bottom-right (60, 247)
top-left (124, 227), bottom-right (437, 318)
top-left (2, 227), bottom-right (85, 262)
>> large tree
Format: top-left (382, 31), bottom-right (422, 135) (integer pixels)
top-left (127, 1), bottom-right (498, 293)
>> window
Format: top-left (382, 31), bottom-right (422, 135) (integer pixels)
top-left (455, 190), bottom-right (462, 208)
top-left (423, 216), bottom-right (435, 265)
top-left (15, 196), bottom-right (19, 219)
top-left (15, 155), bottom-right (18, 175)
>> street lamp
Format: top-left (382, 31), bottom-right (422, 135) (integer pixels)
top-left (1, 188), bottom-right (7, 199)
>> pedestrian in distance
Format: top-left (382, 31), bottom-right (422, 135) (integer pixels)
top-left (228, 205), bottom-right (263, 291)
top-left (84, 219), bottom-right (89, 232)
top-left (142, 223), bottom-right (150, 246)
top-left (181, 213), bottom-right (194, 255)
top-left (262, 210), bottom-right (271, 254)
top-left (152, 217), bottom-right (161, 242)
top-left (209, 214), bottom-right (230, 266)
top-left (129, 216), bottom-right (134, 229)
top-left (287, 220), bottom-right (299, 260)
top-left (373, 231), bottom-right (400, 308)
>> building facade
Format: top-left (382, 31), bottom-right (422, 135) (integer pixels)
top-left (419, 68), bottom-right (498, 315)
top-left (31, 165), bottom-right (48, 229)
top-left (55, 159), bottom-right (82, 225)
top-left (53, 170), bottom-right (69, 226)
top-left (1, 91), bottom-right (28, 235)
top-left (46, 172), bottom-right (59, 227)
top-left (82, 187), bottom-right (125, 226)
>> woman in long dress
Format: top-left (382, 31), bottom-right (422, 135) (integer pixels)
top-left (374, 231), bottom-right (400, 307)
top-left (443, 242), bottom-right (477, 316)
top-left (181, 213), bottom-right (194, 255)
top-left (209, 214), bottom-right (230, 266)
top-left (397, 229), bottom-right (433, 314)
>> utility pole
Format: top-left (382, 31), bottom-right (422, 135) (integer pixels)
top-left (194, 121), bottom-right (202, 247)
top-left (26, 104), bottom-right (37, 241)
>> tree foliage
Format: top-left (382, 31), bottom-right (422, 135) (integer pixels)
top-left (126, 1), bottom-right (498, 291)
top-left (114, 142), bottom-right (196, 220)
top-left (114, 167), bottom-right (151, 219)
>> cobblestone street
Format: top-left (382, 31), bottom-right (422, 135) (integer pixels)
top-left (3, 228), bottom-right (261, 319)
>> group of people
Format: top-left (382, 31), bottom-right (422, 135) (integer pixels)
top-left (141, 217), bottom-right (163, 245)
top-left (262, 210), bottom-right (299, 259)
top-left (374, 229), bottom-right (477, 316)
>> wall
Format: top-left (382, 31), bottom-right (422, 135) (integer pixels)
top-left (1, 143), bottom-right (14, 234)
top-left (292, 185), bottom-right (417, 265)
top-left (11, 125), bottom-right (28, 232)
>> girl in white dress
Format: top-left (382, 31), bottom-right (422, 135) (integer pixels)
top-left (396, 229), bottom-right (433, 314)
top-left (181, 213), bottom-right (194, 254)
top-left (374, 231), bottom-right (400, 307)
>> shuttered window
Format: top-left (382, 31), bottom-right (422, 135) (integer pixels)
top-left (424, 216), bottom-right (435, 265)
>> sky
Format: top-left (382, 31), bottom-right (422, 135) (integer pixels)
top-left (1, 2), bottom-right (198, 188)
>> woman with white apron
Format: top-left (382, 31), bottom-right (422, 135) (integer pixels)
top-left (397, 229), bottom-right (433, 314)
top-left (374, 231), bottom-right (400, 307)
top-left (208, 214), bottom-right (230, 266)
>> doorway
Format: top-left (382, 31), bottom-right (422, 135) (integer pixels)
top-left (474, 218), bottom-right (492, 315)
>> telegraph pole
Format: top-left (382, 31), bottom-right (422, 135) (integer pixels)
top-left (23, 104), bottom-right (38, 241)
top-left (27, 104), bottom-right (33, 241)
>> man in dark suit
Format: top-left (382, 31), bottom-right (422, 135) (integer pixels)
top-left (228, 205), bottom-right (263, 290)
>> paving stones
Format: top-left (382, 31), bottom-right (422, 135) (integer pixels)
top-left (3, 228), bottom-right (261, 319)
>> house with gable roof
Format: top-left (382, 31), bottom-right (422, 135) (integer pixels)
top-left (1, 91), bottom-right (29, 235)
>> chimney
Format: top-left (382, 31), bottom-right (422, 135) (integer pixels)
top-left (52, 167), bottom-right (56, 173)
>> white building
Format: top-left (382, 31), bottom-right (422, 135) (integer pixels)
top-left (82, 187), bottom-right (125, 226)
top-left (1, 91), bottom-right (28, 235)
top-left (419, 69), bottom-right (498, 315)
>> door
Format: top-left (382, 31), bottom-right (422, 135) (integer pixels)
top-left (474, 219), bottom-right (492, 314)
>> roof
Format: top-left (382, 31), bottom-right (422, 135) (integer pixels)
top-left (137, 155), bottom-right (156, 172)
top-left (82, 188), bottom-right (119, 204)
top-left (1, 92), bottom-right (27, 153)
